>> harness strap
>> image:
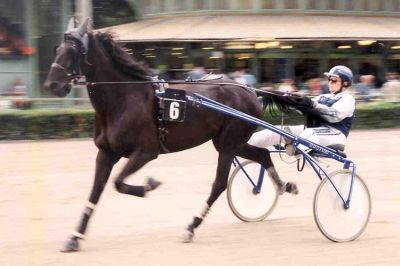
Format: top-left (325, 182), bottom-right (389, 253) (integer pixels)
top-left (157, 123), bottom-right (170, 153)
top-left (152, 84), bottom-right (171, 154)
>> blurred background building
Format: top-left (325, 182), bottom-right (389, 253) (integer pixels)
top-left (1, 0), bottom-right (400, 104)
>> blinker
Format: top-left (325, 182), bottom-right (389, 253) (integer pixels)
top-left (64, 18), bottom-right (90, 54)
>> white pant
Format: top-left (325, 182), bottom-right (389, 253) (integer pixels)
top-left (248, 125), bottom-right (346, 151)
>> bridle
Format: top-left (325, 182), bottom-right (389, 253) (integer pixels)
top-left (50, 62), bottom-right (79, 78)
top-left (50, 35), bottom-right (89, 81)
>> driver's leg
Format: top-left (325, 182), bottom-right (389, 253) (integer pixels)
top-left (297, 126), bottom-right (345, 153)
top-left (248, 125), bottom-right (304, 148)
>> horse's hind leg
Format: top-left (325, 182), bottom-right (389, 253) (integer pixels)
top-left (62, 149), bottom-right (120, 252)
top-left (236, 144), bottom-right (298, 195)
top-left (183, 151), bottom-right (234, 242)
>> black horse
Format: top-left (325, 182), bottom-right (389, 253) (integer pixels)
top-left (44, 19), bottom-right (299, 252)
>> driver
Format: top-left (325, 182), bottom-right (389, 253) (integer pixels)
top-left (248, 65), bottom-right (356, 156)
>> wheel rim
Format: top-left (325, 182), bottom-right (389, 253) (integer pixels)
top-left (228, 160), bottom-right (279, 222)
top-left (313, 170), bottom-right (371, 242)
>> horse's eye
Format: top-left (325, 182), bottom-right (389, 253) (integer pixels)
top-left (64, 33), bottom-right (73, 41)
top-left (67, 46), bottom-right (78, 55)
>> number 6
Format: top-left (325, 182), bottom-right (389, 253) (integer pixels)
top-left (169, 101), bottom-right (180, 119)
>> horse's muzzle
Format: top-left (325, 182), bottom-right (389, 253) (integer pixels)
top-left (44, 81), bottom-right (72, 97)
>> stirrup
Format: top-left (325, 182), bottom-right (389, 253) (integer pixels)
top-left (282, 126), bottom-right (296, 156)
top-left (283, 126), bottom-right (293, 144)
top-left (285, 143), bottom-right (297, 156)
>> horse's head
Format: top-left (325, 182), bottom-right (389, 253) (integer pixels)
top-left (44, 18), bottom-right (90, 97)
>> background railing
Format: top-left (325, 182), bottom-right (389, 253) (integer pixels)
top-left (0, 97), bottom-right (92, 110)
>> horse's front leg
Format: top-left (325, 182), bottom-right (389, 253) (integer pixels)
top-left (183, 152), bottom-right (234, 242)
top-left (62, 149), bottom-right (120, 252)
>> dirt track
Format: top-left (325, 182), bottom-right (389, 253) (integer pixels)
top-left (1, 129), bottom-right (399, 266)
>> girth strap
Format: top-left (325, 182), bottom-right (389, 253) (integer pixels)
top-left (157, 125), bottom-right (170, 153)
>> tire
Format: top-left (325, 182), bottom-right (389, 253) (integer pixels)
top-left (313, 169), bottom-right (371, 242)
top-left (227, 160), bottom-right (279, 222)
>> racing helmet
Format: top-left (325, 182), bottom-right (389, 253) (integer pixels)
top-left (324, 65), bottom-right (353, 87)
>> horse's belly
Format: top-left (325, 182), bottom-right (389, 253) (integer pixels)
top-left (162, 123), bottom-right (218, 153)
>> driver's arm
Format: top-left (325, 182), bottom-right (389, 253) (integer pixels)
top-left (312, 95), bottom-right (355, 123)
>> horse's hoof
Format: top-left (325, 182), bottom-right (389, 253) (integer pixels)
top-left (181, 230), bottom-right (194, 243)
top-left (286, 182), bottom-right (299, 195)
top-left (279, 182), bottom-right (299, 195)
top-left (284, 182), bottom-right (298, 195)
top-left (60, 238), bottom-right (80, 252)
top-left (146, 177), bottom-right (162, 191)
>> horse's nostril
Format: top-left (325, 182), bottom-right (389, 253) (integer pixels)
top-left (45, 82), bottom-right (59, 91)
top-left (50, 82), bottom-right (59, 90)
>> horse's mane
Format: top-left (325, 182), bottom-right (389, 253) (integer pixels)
top-left (94, 31), bottom-right (153, 80)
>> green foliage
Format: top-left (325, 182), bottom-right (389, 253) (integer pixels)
top-left (263, 102), bottom-right (400, 129)
top-left (0, 109), bottom-right (94, 140)
top-left (0, 103), bottom-right (399, 140)
top-left (352, 102), bottom-right (400, 129)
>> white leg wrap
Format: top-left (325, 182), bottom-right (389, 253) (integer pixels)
top-left (199, 204), bottom-right (210, 218)
top-left (85, 201), bottom-right (96, 210)
top-left (71, 231), bottom-right (85, 239)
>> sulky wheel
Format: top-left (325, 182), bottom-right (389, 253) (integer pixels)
top-left (227, 160), bottom-right (279, 222)
top-left (313, 169), bottom-right (371, 242)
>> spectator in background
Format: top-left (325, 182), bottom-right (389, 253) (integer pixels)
top-left (187, 57), bottom-right (207, 80)
top-left (154, 64), bottom-right (171, 81)
top-left (356, 75), bottom-right (375, 102)
top-left (2, 77), bottom-right (32, 109)
top-left (242, 69), bottom-right (257, 87)
top-left (382, 72), bottom-right (400, 103)
top-left (308, 78), bottom-right (323, 96)
top-left (8, 77), bottom-right (26, 95)
top-left (277, 78), bottom-right (297, 93)
top-left (187, 66), bottom-right (206, 80)
top-left (259, 82), bottom-right (274, 91)
top-left (356, 75), bottom-right (375, 95)
top-left (233, 68), bottom-right (257, 87)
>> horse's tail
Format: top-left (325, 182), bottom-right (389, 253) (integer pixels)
top-left (254, 89), bottom-right (317, 116)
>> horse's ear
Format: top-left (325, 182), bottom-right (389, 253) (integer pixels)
top-left (66, 17), bottom-right (76, 33)
top-left (77, 18), bottom-right (91, 36)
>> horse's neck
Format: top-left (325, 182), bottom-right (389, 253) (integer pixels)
top-left (86, 48), bottom-right (121, 83)
top-left (85, 54), bottom-right (151, 114)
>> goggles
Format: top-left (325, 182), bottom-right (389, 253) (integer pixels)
top-left (328, 77), bottom-right (339, 84)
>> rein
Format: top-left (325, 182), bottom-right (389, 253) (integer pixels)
top-left (72, 79), bottom-right (253, 90)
